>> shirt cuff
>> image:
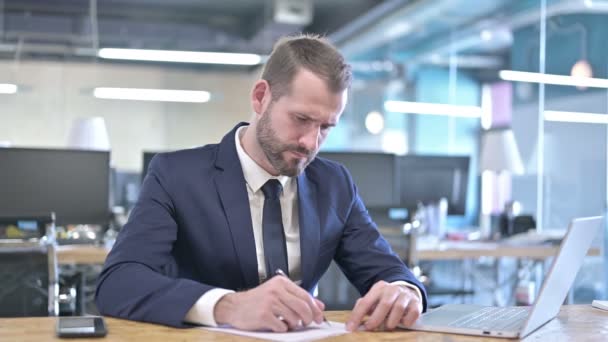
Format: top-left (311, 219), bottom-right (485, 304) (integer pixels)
top-left (390, 281), bottom-right (423, 312)
top-left (184, 288), bottom-right (235, 326)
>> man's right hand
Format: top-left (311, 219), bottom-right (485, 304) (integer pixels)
top-left (214, 276), bottom-right (325, 332)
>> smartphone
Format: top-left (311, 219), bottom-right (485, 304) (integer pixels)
top-left (56, 316), bottom-right (107, 338)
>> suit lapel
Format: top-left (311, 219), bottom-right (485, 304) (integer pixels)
top-left (297, 172), bottom-right (320, 291)
top-left (214, 123), bottom-right (259, 290)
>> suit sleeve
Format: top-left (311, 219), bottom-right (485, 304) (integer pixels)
top-left (332, 165), bottom-right (428, 312)
top-left (95, 154), bottom-right (212, 327)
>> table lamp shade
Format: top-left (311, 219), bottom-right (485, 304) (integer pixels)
top-left (480, 128), bottom-right (524, 174)
top-left (67, 117), bottom-right (110, 151)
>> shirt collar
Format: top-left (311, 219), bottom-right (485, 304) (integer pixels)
top-left (235, 125), bottom-right (290, 194)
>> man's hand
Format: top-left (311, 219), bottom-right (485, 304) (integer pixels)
top-left (346, 281), bottom-right (421, 331)
top-left (214, 276), bottom-right (325, 332)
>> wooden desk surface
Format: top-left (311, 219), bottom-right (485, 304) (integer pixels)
top-left (56, 241), bottom-right (601, 265)
top-left (56, 245), bottom-right (109, 265)
top-left (416, 241), bottom-right (601, 260)
top-left (2, 306), bottom-right (607, 341)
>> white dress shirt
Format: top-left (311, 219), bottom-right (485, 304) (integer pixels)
top-left (185, 126), bottom-right (421, 326)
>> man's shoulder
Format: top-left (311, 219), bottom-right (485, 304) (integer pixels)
top-left (306, 155), bottom-right (357, 212)
top-left (155, 144), bottom-right (216, 162)
top-left (307, 155), bottom-right (351, 184)
top-left (150, 145), bottom-right (219, 175)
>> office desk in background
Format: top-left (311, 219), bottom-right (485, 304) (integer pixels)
top-left (2, 307), bottom-right (607, 341)
top-left (417, 241), bottom-right (601, 260)
top-left (57, 245), bottom-right (109, 265)
top-left (379, 227), bottom-right (600, 262)
top-left (55, 241), bottom-right (601, 265)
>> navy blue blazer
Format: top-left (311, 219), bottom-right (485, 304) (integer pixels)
top-left (96, 123), bottom-right (427, 327)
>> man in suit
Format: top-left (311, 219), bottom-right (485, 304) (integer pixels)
top-left (96, 34), bottom-right (427, 332)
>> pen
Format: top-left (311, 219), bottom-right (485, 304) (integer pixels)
top-left (275, 268), bottom-right (331, 327)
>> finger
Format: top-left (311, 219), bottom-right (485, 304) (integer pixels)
top-left (364, 287), bottom-right (400, 331)
top-left (263, 311), bottom-right (289, 332)
top-left (279, 278), bottom-right (323, 323)
top-left (314, 298), bottom-right (325, 311)
top-left (346, 287), bottom-right (383, 331)
top-left (384, 293), bottom-right (408, 330)
top-left (400, 301), bottom-right (422, 328)
top-left (346, 299), bottom-right (368, 331)
top-left (277, 286), bottom-right (315, 326)
top-left (273, 302), bottom-right (301, 330)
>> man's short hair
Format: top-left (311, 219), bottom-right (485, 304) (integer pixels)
top-left (261, 34), bottom-right (352, 101)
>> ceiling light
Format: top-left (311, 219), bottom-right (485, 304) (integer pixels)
top-left (381, 130), bottom-right (408, 155)
top-left (365, 111), bottom-right (384, 134)
top-left (384, 100), bottom-right (482, 118)
top-left (499, 70), bottom-right (608, 89)
top-left (93, 87), bottom-right (211, 103)
top-left (480, 30), bottom-right (493, 41)
top-left (0, 83), bottom-right (18, 94)
top-left (570, 60), bottom-right (593, 78)
top-left (544, 110), bottom-right (608, 124)
top-left (385, 22), bottom-right (412, 40)
top-left (98, 48), bottom-right (263, 66)
top-left (570, 59), bottom-right (593, 90)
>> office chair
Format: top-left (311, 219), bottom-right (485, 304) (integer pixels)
top-left (499, 214), bottom-right (536, 238)
top-left (394, 223), bottom-right (475, 307)
top-left (317, 261), bottom-right (361, 310)
top-left (0, 213), bottom-right (59, 317)
top-left (318, 219), bottom-right (419, 310)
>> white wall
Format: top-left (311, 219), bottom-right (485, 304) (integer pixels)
top-left (0, 60), bottom-right (256, 171)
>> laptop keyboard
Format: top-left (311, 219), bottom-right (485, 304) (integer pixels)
top-left (448, 307), bottom-right (530, 331)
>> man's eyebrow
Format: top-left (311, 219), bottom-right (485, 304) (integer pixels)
top-left (294, 112), bottom-right (336, 127)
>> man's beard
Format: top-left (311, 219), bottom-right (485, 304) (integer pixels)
top-left (256, 107), bottom-right (316, 177)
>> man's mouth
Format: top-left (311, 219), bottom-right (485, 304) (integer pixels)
top-left (290, 150), bottom-right (308, 159)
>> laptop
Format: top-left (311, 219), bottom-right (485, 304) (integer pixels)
top-left (405, 216), bottom-right (603, 339)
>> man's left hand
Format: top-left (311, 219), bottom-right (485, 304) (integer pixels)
top-left (346, 281), bottom-right (421, 331)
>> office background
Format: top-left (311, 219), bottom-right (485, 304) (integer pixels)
top-left (0, 0), bottom-right (606, 316)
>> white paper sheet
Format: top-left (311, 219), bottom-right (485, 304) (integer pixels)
top-left (202, 321), bottom-right (348, 342)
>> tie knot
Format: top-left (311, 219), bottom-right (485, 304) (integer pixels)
top-left (261, 179), bottom-right (283, 200)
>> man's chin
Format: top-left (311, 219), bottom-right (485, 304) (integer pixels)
top-left (281, 165), bottom-right (303, 177)
top-left (276, 154), bottom-right (309, 175)
top-left (278, 161), bottom-right (308, 177)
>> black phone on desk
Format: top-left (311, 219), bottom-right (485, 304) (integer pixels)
top-left (56, 316), bottom-right (107, 338)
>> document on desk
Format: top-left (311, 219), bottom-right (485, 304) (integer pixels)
top-left (202, 321), bottom-right (348, 342)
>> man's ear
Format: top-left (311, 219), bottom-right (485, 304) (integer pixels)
top-left (251, 80), bottom-right (271, 116)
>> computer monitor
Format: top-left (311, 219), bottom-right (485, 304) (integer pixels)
top-left (398, 155), bottom-right (469, 215)
top-left (110, 169), bottom-right (140, 209)
top-left (142, 151), bottom-right (161, 182)
top-left (317, 152), bottom-right (399, 208)
top-left (0, 148), bottom-right (110, 226)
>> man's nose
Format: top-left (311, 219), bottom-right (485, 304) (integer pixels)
top-left (299, 126), bottom-right (320, 153)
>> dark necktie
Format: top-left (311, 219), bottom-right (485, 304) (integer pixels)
top-left (261, 179), bottom-right (289, 278)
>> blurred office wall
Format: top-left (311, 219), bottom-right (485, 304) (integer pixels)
top-left (0, 60), bottom-right (254, 171)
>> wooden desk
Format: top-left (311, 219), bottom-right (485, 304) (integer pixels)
top-left (2, 307), bottom-right (607, 341)
top-left (412, 241), bottom-right (602, 306)
top-left (56, 245), bottom-right (109, 265)
top-left (55, 241), bottom-right (601, 265)
top-left (416, 241), bottom-right (601, 261)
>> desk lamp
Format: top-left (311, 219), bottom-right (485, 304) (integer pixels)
top-left (67, 117), bottom-right (110, 151)
top-left (479, 128), bottom-right (524, 239)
